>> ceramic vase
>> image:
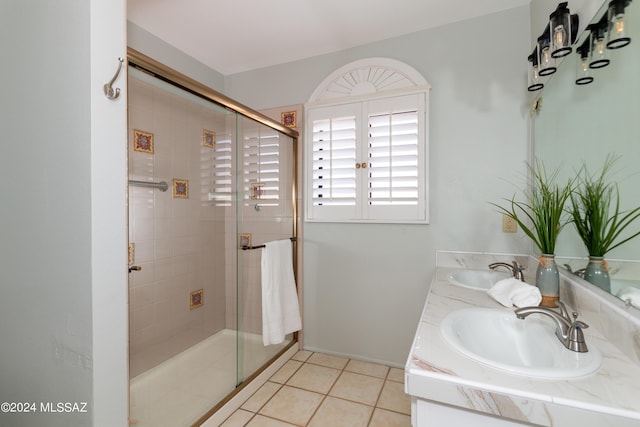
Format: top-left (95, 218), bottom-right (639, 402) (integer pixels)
top-left (583, 256), bottom-right (611, 293)
top-left (536, 254), bottom-right (559, 307)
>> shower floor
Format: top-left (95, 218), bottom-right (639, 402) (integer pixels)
top-left (129, 329), bottom-right (289, 427)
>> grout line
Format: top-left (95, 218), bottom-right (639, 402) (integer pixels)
top-left (224, 351), bottom-right (410, 426)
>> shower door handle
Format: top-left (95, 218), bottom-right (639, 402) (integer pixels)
top-left (128, 265), bottom-right (142, 273)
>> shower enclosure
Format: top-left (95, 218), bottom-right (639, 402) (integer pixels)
top-left (126, 50), bottom-right (299, 426)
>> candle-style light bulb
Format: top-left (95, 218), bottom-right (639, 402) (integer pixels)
top-left (554, 25), bottom-right (566, 48)
top-left (589, 22), bottom-right (610, 68)
top-left (607, 0), bottom-right (632, 49)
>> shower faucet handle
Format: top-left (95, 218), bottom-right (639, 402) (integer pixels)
top-left (128, 265), bottom-right (142, 273)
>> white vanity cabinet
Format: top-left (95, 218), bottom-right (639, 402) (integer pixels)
top-left (410, 398), bottom-right (534, 427)
top-left (405, 254), bottom-right (640, 427)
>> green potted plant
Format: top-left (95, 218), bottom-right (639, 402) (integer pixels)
top-left (570, 155), bottom-right (640, 292)
top-left (492, 160), bottom-right (574, 307)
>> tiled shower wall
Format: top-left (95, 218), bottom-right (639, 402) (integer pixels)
top-left (127, 71), bottom-right (230, 361)
top-left (127, 70), bottom-right (298, 374)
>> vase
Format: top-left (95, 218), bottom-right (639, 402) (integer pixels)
top-left (536, 254), bottom-right (559, 307)
top-left (583, 256), bottom-right (611, 293)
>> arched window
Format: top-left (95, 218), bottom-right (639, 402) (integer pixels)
top-left (305, 58), bottom-right (430, 223)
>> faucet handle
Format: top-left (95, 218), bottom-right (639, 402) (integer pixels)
top-left (512, 260), bottom-right (526, 281)
top-left (556, 301), bottom-right (570, 320)
top-left (567, 320), bottom-right (589, 352)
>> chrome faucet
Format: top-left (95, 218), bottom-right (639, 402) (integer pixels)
top-left (514, 301), bottom-right (589, 352)
top-left (488, 260), bottom-right (525, 281)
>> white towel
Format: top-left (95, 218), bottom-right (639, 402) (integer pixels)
top-left (487, 277), bottom-right (542, 308)
top-left (616, 286), bottom-right (640, 308)
top-left (261, 239), bottom-right (302, 346)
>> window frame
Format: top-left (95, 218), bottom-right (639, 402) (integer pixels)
top-left (305, 87), bottom-right (430, 224)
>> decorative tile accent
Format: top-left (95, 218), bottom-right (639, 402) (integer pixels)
top-left (190, 289), bottom-right (203, 309)
top-left (128, 243), bottom-right (135, 265)
top-left (133, 129), bottom-right (154, 153)
top-left (202, 129), bottom-right (216, 148)
top-left (239, 233), bottom-right (252, 249)
top-left (281, 111), bottom-right (296, 128)
top-left (173, 179), bottom-right (189, 198)
top-left (250, 182), bottom-right (265, 200)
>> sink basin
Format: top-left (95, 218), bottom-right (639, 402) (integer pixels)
top-left (447, 269), bottom-right (510, 290)
top-left (440, 308), bottom-right (602, 379)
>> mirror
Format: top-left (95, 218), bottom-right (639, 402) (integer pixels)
top-left (534, 0), bottom-right (640, 303)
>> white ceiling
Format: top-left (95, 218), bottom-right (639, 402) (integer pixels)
top-left (128, 0), bottom-right (530, 75)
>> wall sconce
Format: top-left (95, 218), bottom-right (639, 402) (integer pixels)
top-left (607, 0), bottom-right (633, 49)
top-left (550, 2), bottom-right (578, 57)
top-left (526, 1), bottom-right (635, 91)
top-left (589, 20), bottom-right (611, 68)
top-left (528, 48), bottom-right (544, 91)
top-left (575, 39), bottom-right (595, 85)
top-left (538, 28), bottom-right (557, 76)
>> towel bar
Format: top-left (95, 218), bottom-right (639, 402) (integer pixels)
top-left (128, 179), bottom-right (168, 192)
top-left (242, 237), bottom-right (296, 250)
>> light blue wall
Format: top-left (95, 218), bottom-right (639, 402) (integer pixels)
top-left (1, 2), bottom-right (94, 426)
top-left (226, 6), bottom-right (532, 365)
top-left (2, 2), bottom-right (128, 425)
top-left (128, 22), bottom-right (226, 92)
top-left (126, 6), bottom-right (532, 366)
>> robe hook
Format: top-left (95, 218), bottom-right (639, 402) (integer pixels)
top-left (104, 57), bottom-right (124, 100)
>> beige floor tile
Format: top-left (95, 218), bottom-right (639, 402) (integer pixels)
top-left (386, 367), bottom-right (404, 383)
top-left (246, 414), bottom-right (298, 427)
top-left (286, 363), bottom-right (341, 394)
top-left (307, 352), bottom-right (349, 370)
top-left (291, 350), bottom-right (313, 362)
top-left (270, 360), bottom-right (303, 384)
top-left (307, 396), bottom-right (373, 427)
top-left (377, 380), bottom-right (411, 415)
top-left (221, 409), bottom-right (255, 426)
top-left (344, 359), bottom-right (389, 379)
top-left (329, 371), bottom-right (384, 406)
top-left (259, 385), bottom-right (324, 426)
top-left (368, 408), bottom-right (412, 427)
top-left (241, 381), bottom-right (282, 413)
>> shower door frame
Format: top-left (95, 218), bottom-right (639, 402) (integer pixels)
top-left (126, 47), bottom-right (300, 424)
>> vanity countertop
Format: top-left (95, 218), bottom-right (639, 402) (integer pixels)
top-left (405, 265), bottom-right (640, 427)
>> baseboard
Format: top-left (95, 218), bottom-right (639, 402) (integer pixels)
top-left (302, 345), bottom-right (405, 369)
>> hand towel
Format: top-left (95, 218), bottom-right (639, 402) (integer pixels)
top-left (487, 277), bottom-right (542, 308)
top-left (616, 286), bottom-right (640, 308)
top-left (261, 239), bottom-right (302, 346)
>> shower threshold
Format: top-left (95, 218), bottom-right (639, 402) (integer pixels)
top-left (129, 329), bottom-right (291, 427)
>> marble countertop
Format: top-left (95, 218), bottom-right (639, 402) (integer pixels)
top-left (405, 263), bottom-right (640, 427)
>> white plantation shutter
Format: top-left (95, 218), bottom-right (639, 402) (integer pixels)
top-left (308, 103), bottom-right (360, 220)
top-left (365, 93), bottom-right (426, 221)
top-left (306, 92), bottom-right (428, 223)
top-left (368, 112), bottom-right (418, 205)
top-left (209, 133), bottom-right (233, 206)
top-left (244, 126), bottom-right (281, 207)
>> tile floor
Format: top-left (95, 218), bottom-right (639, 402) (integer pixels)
top-left (220, 351), bottom-right (411, 427)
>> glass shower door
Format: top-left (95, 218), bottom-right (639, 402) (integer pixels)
top-left (126, 52), bottom-right (299, 425)
top-left (127, 66), bottom-right (240, 426)
top-left (236, 116), bottom-right (296, 384)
